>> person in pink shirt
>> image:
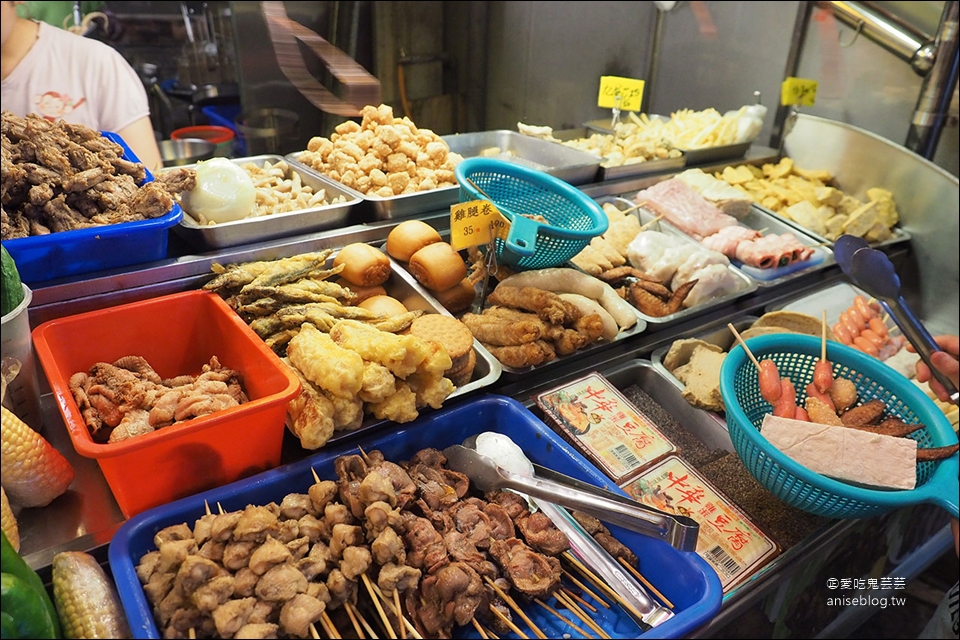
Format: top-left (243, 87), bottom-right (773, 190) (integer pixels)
top-left (1, 0), bottom-right (162, 170)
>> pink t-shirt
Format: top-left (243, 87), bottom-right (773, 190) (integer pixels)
top-left (1, 21), bottom-right (150, 134)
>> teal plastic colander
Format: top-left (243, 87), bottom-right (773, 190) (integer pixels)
top-left (719, 333), bottom-right (959, 520)
top-left (455, 158), bottom-right (607, 270)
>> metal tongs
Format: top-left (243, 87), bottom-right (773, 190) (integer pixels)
top-left (444, 442), bottom-right (691, 628)
top-left (834, 234), bottom-right (959, 405)
top-left (443, 444), bottom-right (699, 551)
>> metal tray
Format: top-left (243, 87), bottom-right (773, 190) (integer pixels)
top-left (552, 126), bottom-right (686, 181)
top-left (301, 250), bottom-right (502, 447)
top-left (442, 129), bottom-right (603, 186)
top-left (764, 281), bottom-right (868, 333)
top-left (583, 118), bottom-right (752, 166)
top-left (285, 153), bottom-right (461, 222)
top-left (599, 197), bottom-right (757, 326)
top-left (169, 155), bottom-right (364, 250)
top-left (651, 317), bottom-right (758, 404)
top-left (753, 203), bottom-right (913, 251)
top-left (704, 205), bottom-right (835, 287)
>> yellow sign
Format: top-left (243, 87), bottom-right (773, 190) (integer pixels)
top-left (597, 76), bottom-right (645, 112)
top-left (780, 77), bottom-right (818, 107)
top-left (449, 200), bottom-right (510, 250)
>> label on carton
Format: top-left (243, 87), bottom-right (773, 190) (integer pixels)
top-left (620, 455), bottom-right (780, 593)
top-left (536, 372), bottom-right (676, 483)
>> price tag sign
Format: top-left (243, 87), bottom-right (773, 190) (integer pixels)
top-left (449, 200), bottom-right (510, 250)
top-left (597, 76), bottom-right (645, 112)
top-left (780, 77), bottom-right (818, 107)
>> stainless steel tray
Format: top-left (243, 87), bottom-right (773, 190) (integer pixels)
top-left (753, 203), bottom-right (913, 251)
top-left (599, 197), bottom-right (757, 325)
top-left (552, 126), bottom-right (686, 181)
top-left (583, 118), bottom-right (752, 166)
top-left (649, 317), bottom-right (759, 429)
top-left (707, 205), bottom-right (836, 287)
top-left (292, 250), bottom-right (502, 447)
top-left (285, 154), bottom-right (460, 222)
top-left (169, 155), bottom-right (364, 250)
top-left (763, 281), bottom-right (868, 332)
top-left (442, 129), bottom-right (603, 186)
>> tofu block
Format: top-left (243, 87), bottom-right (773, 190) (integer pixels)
top-left (761, 414), bottom-right (917, 490)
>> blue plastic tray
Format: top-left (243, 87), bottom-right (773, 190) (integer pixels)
top-left (3, 131), bottom-right (183, 285)
top-left (109, 394), bottom-right (722, 639)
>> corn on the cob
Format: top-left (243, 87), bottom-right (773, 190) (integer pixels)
top-left (0, 486), bottom-right (18, 551)
top-left (0, 406), bottom-right (74, 508)
top-left (52, 551), bottom-right (131, 639)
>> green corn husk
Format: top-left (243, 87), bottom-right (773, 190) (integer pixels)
top-left (1, 245), bottom-right (25, 317)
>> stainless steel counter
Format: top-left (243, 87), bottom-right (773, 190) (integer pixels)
top-left (11, 135), bottom-right (956, 638)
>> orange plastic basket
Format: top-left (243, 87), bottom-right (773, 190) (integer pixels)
top-left (32, 290), bottom-right (301, 517)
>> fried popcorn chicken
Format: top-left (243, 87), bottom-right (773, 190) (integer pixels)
top-left (287, 323), bottom-right (365, 399)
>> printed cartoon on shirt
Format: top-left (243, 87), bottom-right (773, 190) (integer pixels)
top-left (33, 91), bottom-right (86, 120)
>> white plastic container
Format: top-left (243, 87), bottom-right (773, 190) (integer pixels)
top-left (1, 284), bottom-right (42, 431)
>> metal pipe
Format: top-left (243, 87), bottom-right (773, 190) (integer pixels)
top-left (770, 1), bottom-right (815, 149)
top-left (905, 1), bottom-right (960, 159)
top-left (644, 4), bottom-right (667, 112)
top-left (823, 1), bottom-right (936, 75)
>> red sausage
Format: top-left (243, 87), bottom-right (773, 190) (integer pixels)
top-left (773, 378), bottom-right (797, 418)
top-left (833, 322), bottom-right (854, 345)
top-left (868, 317), bottom-right (889, 338)
top-left (759, 359), bottom-right (782, 404)
top-left (860, 328), bottom-right (885, 348)
top-left (840, 311), bottom-right (861, 338)
top-left (854, 295), bottom-right (877, 320)
top-left (794, 406), bottom-right (810, 422)
top-left (847, 306), bottom-right (866, 330)
top-left (806, 381), bottom-right (837, 412)
top-left (854, 335), bottom-right (881, 357)
top-left (813, 358), bottom-right (834, 393)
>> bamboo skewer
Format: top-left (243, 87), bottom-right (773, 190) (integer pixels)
top-left (638, 213), bottom-right (664, 233)
top-left (358, 445), bottom-right (372, 464)
top-left (347, 602), bottom-right (379, 639)
top-left (310, 622), bottom-right (322, 639)
top-left (561, 586), bottom-right (599, 613)
top-left (188, 629), bottom-right (196, 639)
top-left (534, 597), bottom-right (596, 638)
top-left (394, 590), bottom-right (405, 640)
top-left (312, 467), bottom-right (321, 484)
top-left (472, 618), bottom-right (490, 639)
top-left (362, 574), bottom-right (397, 640)
top-left (216, 501), bottom-right (225, 514)
top-left (343, 599), bottom-right (367, 639)
top-left (822, 309), bottom-right (828, 361)
top-left (616, 557), bottom-right (674, 609)
top-left (561, 570), bottom-right (609, 608)
top-left (368, 581), bottom-right (423, 640)
top-left (476, 620), bottom-right (500, 640)
top-left (562, 552), bottom-right (647, 622)
top-left (316, 616), bottom-right (334, 639)
top-left (728, 323), bottom-right (761, 371)
top-left (204, 499), bottom-right (211, 516)
top-left (483, 576), bottom-right (548, 639)
top-left (554, 590), bottom-right (611, 640)
top-left (488, 604), bottom-right (530, 639)
top-left (321, 611), bottom-right (342, 640)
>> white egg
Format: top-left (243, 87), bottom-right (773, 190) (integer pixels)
top-left (181, 158), bottom-right (256, 224)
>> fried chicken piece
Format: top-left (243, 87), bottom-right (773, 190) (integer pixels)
top-left (461, 311), bottom-right (544, 346)
top-left (358, 361), bottom-right (397, 404)
top-left (330, 319), bottom-right (450, 379)
top-left (406, 372), bottom-right (456, 409)
top-left (287, 322), bottom-right (365, 399)
top-left (366, 381), bottom-right (419, 423)
top-left (486, 285), bottom-right (568, 324)
top-left (323, 389), bottom-right (364, 431)
top-left (283, 358), bottom-right (336, 450)
top-left (482, 341), bottom-right (554, 368)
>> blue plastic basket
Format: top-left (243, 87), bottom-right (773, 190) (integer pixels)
top-left (455, 157), bottom-right (607, 270)
top-left (109, 395), bottom-right (722, 639)
top-left (719, 334), bottom-right (959, 520)
top-left (2, 131), bottom-right (182, 285)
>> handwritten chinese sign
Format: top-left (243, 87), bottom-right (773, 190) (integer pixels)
top-left (598, 76), bottom-right (645, 112)
top-left (780, 77), bottom-right (818, 107)
top-left (449, 200), bottom-right (511, 250)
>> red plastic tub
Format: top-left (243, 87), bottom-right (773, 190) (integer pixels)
top-left (31, 290), bottom-right (301, 518)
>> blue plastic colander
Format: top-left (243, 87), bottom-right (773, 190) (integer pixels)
top-left (719, 333), bottom-right (959, 520)
top-left (455, 158), bottom-right (608, 270)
